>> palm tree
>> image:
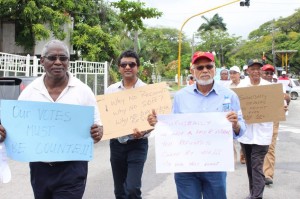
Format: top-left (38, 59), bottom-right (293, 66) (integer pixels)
top-left (198, 14), bottom-right (227, 31)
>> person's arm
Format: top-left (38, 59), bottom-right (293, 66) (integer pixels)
top-left (90, 124), bottom-right (103, 143)
top-left (229, 94), bottom-right (246, 138)
top-left (0, 125), bottom-right (6, 143)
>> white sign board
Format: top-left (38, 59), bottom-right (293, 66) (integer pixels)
top-left (155, 112), bottom-right (234, 173)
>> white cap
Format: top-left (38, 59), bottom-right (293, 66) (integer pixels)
top-left (229, 66), bottom-right (240, 73)
top-left (243, 65), bottom-right (248, 70)
top-left (282, 71), bottom-right (287, 75)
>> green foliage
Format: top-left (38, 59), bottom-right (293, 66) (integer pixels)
top-left (0, 0), bottom-right (70, 51)
top-left (198, 14), bottom-right (227, 32)
top-left (234, 9), bottom-right (300, 73)
top-left (196, 29), bottom-right (241, 67)
top-left (71, 23), bottom-right (119, 62)
top-left (111, 0), bottom-right (162, 31)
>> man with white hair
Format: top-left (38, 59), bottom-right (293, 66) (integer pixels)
top-left (0, 40), bottom-right (103, 199)
top-left (147, 51), bottom-right (246, 199)
top-left (229, 65), bottom-right (246, 164)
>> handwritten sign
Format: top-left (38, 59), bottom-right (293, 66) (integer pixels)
top-left (1, 100), bottom-right (94, 162)
top-left (155, 113), bottom-right (234, 173)
top-left (0, 143), bottom-right (11, 183)
top-left (232, 84), bottom-right (285, 124)
top-left (97, 82), bottom-right (172, 140)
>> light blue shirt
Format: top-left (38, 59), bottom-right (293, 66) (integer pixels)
top-left (173, 81), bottom-right (245, 139)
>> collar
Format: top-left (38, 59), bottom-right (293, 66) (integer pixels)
top-left (32, 72), bottom-right (76, 91)
top-left (192, 81), bottom-right (220, 96)
top-left (118, 78), bottom-right (142, 89)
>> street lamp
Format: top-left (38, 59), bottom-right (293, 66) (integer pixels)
top-left (177, 0), bottom-right (249, 87)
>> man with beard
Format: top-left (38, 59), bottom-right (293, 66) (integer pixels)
top-left (148, 51), bottom-right (246, 199)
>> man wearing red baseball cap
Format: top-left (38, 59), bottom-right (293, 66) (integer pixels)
top-left (261, 64), bottom-right (275, 82)
top-left (261, 64), bottom-right (290, 186)
top-left (147, 51), bottom-right (246, 199)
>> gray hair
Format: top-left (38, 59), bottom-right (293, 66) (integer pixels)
top-left (41, 39), bottom-right (70, 57)
top-left (220, 69), bottom-right (229, 74)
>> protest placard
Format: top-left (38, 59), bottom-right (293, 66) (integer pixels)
top-left (155, 112), bottom-right (234, 173)
top-left (232, 84), bottom-right (286, 124)
top-left (1, 100), bottom-right (94, 162)
top-left (97, 82), bottom-right (172, 140)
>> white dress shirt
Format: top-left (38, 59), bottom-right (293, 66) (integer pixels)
top-left (237, 78), bottom-right (273, 145)
top-left (18, 72), bottom-right (101, 125)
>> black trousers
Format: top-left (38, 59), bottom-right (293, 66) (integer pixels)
top-left (241, 144), bottom-right (269, 199)
top-left (110, 138), bottom-right (148, 199)
top-left (29, 161), bottom-right (88, 199)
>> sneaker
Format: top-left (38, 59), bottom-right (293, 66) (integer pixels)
top-left (265, 177), bottom-right (273, 185)
top-left (240, 154), bottom-right (246, 164)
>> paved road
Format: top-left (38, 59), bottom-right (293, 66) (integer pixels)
top-left (1, 100), bottom-right (300, 199)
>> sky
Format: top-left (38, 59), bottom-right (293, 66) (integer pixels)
top-left (109, 0), bottom-right (300, 40)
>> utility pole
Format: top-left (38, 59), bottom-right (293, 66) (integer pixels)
top-left (272, 19), bottom-right (276, 67)
top-left (133, 0), bottom-right (140, 52)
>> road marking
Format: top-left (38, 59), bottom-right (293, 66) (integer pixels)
top-left (279, 124), bottom-right (300, 134)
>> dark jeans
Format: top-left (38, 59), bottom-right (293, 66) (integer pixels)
top-left (241, 144), bottom-right (269, 199)
top-left (29, 161), bottom-right (88, 199)
top-left (110, 138), bottom-right (148, 199)
top-left (175, 172), bottom-right (227, 199)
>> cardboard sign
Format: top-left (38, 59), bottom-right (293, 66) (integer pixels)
top-left (232, 84), bottom-right (286, 124)
top-left (97, 82), bottom-right (172, 140)
top-left (155, 112), bottom-right (234, 173)
top-left (1, 100), bottom-right (94, 162)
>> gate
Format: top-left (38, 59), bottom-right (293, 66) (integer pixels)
top-left (0, 52), bottom-right (108, 95)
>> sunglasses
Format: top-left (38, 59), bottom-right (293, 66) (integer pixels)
top-left (194, 64), bottom-right (214, 71)
top-left (263, 71), bottom-right (274, 76)
top-left (119, 62), bottom-right (137, 68)
top-left (44, 55), bottom-right (69, 62)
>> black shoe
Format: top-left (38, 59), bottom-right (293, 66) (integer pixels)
top-left (265, 177), bottom-right (273, 185)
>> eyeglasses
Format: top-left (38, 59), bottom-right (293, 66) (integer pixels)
top-left (44, 55), bottom-right (69, 62)
top-left (263, 71), bottom-right (274, 76)
top-left (194, 64), bottom-right (214, 71)
top-left (119, 62), bottom-right (137, 68)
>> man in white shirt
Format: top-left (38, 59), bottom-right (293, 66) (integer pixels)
top-left (238, 59), bottom-right (273, 199)
top-left (106, 50), bottom-right (152, 199)
top-left (229, 65), bottom-right (246, 164)
top-left (0, 40), bottom-right (103, 199)
top-left (261, 64), bottom-right (290, 185)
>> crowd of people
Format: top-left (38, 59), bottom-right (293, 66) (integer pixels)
top-left (0, 41), bottom-right (290, 199)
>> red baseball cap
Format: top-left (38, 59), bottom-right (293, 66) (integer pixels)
top-left (262, 64), bottom-right (275, 72)
top-left (192, 51), bottom-right (215, 64)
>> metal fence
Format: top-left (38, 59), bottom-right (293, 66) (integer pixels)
top-left (0, 52), bottom-right (108, 95)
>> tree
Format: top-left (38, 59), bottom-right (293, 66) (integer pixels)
top-left (198, 14), bottom-right (227, 32)
top-left (196, 30), bottom-right (241, 67)
top-left (137, 27), bottom-right (191, 79)
top-left (235, 9), bottom-right (300, 75)
top-left (111, 0), bottom-right (162, 31)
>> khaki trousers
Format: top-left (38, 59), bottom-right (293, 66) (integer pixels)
top-left (263, 122), bottom-right (279, 179)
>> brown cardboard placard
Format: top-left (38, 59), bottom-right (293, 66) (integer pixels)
top-left (232, 84), bottom-right (286, 124)
top-left (97, 82), bottom-right (172, 140)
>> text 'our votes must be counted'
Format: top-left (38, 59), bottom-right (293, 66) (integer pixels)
top-left (1, 100), bottom-right (94, 162)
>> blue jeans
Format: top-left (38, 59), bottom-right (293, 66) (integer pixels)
top-left (175, 172), bottom-right (227, 199)
top-left (110, 138), bottom-right (148, 199)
